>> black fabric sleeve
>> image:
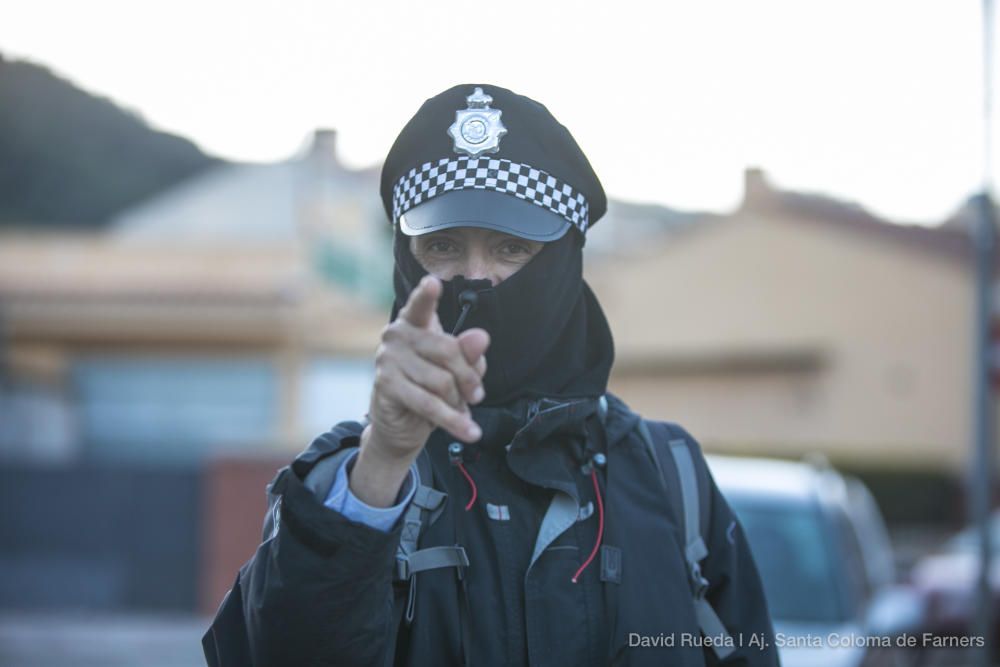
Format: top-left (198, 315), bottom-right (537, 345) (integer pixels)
top-left (678, 425), bottom-right (782, 667)
top-left (202, 423), bottom-right (405, 667)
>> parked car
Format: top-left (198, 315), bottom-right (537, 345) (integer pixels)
top-left (707, 454), bottom-right (922, 667)
top-left (908, 510), bottom-right (1000, 653)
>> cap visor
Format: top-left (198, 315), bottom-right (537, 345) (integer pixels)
top-left (398, 189), bottom-right (571, 241)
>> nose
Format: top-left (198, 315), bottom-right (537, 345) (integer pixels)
top-left (463, 249), bottom-right (494, 284)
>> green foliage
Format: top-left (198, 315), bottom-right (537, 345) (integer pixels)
top-left (0, 53), bottom-right (220, 227)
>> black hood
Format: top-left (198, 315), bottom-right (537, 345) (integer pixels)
top-left (389, 226), bottom-right (615, 407)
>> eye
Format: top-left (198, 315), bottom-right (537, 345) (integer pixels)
top-left (498, 241), bottom-right (535, 257)
top-left (423, 238), bottom-right (458, 254)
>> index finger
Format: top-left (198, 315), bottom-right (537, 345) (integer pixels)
top-left (399, 275), bottom-right (441, 330)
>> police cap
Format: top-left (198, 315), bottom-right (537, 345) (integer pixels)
top-left (380, 84), bottom-right (607, 242)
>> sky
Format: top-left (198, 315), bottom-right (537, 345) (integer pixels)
top-left (2, 0), bottom-right (998, 224)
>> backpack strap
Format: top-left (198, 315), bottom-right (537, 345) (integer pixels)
top-left (393, 450), bottom-right (460, 579)
top-left (395, 452), bottom-right (448, 579)
top-left (636, 419), bottom-right (736, 661)
top-left (252, 425), bottom-right (461, 667)
top-left (392, 447), bottom-right (470, 617)
top-left (383, 447), bottom-right (469, 666)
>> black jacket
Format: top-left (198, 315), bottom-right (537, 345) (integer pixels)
top-left (202, 392), bottom-right (780, 667)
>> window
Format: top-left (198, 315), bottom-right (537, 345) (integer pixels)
top-left (73, 356), bottom-right (278, 463)
top-left (728, 499), bottom-right (849, 623)
top-left (299, 358), bottom-right (375, 436)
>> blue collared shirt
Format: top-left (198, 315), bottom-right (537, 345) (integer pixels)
top-left (323, 449), bottom-right (420, 532)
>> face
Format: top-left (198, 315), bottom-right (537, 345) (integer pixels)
top-left (409, 226), bottom-right (545, 285)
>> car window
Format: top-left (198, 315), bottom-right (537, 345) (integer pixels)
top-left (727, 499), bottom-right (849, 624)
top-left (844, 478), bottom-right (895, 590)
top-left (833, 509), bottom-right (871, 613)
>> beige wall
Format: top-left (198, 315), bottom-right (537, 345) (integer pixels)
top-left (0, 234), bottom-right (387, 351)
top-left (0, 233), bottom-right (388, 452)
top-left (587, 212), bottom-right (980, 471)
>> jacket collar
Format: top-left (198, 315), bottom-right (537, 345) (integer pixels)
top-left (460, 391), bottom-right (639, 502)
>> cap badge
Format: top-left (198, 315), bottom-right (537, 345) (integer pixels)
top-left (448, 87), bottom-right (507, 158)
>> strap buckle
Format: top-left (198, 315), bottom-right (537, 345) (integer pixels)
top-left (688, 561), bottom-right (710, 600)
top-left (396, 553), bottom-right (413, 580)
top-left (396, 545), bottom-right (470, 581)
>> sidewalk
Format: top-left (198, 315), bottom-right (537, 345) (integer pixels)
top-left (0, 611), bottom-right (210, 667)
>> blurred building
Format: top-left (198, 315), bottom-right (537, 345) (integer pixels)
top-left (591, 167), bottom-right (986, 478)
top-left (0, 130), bottom-right (398, 614)
top-left (0, 131), bottom-right (392, 466)
top-left (1, 141), bottom-right (990, 612)
top-left (1, 160), bottom-right (989, 471)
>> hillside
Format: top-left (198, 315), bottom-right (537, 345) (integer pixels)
top-left (0, 54), bottom-right (220, 227)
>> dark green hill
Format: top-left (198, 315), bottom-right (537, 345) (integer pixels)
top-left (0, 53), bottom-right (220, 227)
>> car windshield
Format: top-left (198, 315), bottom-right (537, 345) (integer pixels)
top-left (726, 498), bottom-right (848, 624)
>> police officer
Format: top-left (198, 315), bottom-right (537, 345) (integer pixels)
top-left (203, 84), bottom-right (780, 667)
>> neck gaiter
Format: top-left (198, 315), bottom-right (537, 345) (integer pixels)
top-left (389, 226), bottom-right (615, 406)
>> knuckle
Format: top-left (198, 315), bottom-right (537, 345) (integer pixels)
top-left (455, 374), bottom-right (474, 392)
top-left (462, 366), bottom-right (479, 384)
top-left (429, 337), bottom-right (459, 364)
top-left (417, 392), bottom-right (436, 418)
top-left (373, 368), bottom-right (387, 392)
top-left (415, 333), bottom-right (441, 358)
top-left (381, 324), bottom-right (401, 342)
top-left (432, 374), bottom-right (453, 397)
top-left (374, 344), bottom-right (393, 366)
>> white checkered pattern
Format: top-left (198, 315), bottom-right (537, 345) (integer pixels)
top-left (391, 157), bottom-right (590, 234)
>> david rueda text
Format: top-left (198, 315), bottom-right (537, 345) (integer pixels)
top-left (628, 633), bottom-right (767, 649)
top-left (629, 631), bottom-right (986, 650)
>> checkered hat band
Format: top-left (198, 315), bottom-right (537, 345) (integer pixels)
top-left (391, 157), bottom-right (590, 234)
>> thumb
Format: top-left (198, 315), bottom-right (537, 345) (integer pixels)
top-left (457, 327), bottom-right (490, 366)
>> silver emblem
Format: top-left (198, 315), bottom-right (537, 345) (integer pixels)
top-left (448, 87), bottom-right (507, 157)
